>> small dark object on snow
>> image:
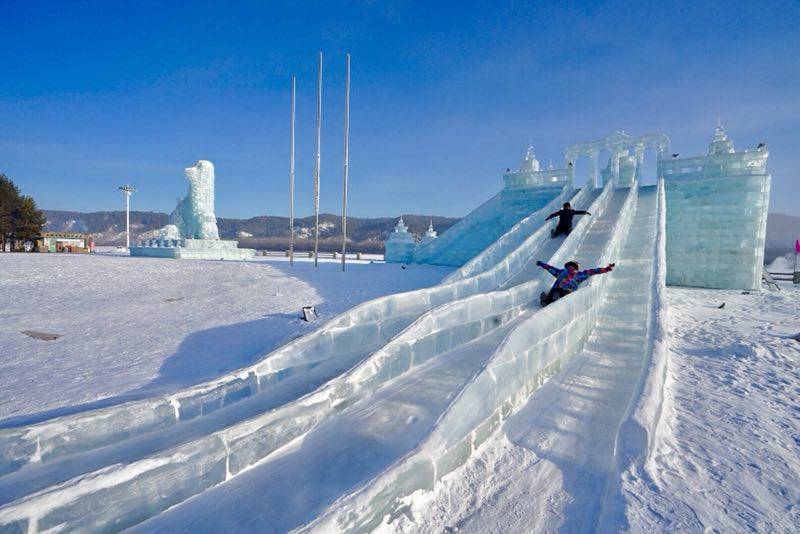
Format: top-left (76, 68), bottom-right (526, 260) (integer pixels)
top-left (302, 306), bottom-right (317, 322)
top-left (401, 265), bottom-right (406, 270)
top-left (22, 330), bottom-right (62, 341)
top-left (717, 303), bottom-right (726, 309)
top-left (164, 297), bottom-right (184, 302)
top-left (672, 153), bottom-right (679, 158)
top-left (741, 291), bottom-right (750, 295)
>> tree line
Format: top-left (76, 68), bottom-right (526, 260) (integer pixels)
top-left (0, 173), bottom-right (46, 250)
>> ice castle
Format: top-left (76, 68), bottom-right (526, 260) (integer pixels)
top-left (387, 127), bottom-right (770, 290)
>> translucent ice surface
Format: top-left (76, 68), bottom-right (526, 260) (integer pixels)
top-left (310, 184), bottom-right (654, 533)
top-left (662, 128), bottom-right (770, 290)
top-left (0, 184), bottom-right (613, 532)
top-left (0, 186), bottom-right (596, 480)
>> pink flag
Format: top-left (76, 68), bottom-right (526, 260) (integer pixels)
top-left (796, 239), bottom-right (800, 254)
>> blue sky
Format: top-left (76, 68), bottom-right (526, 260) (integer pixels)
top-left (1, 0), bottom-right (798, 218)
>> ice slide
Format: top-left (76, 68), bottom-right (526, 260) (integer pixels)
top-left (0, 182), bottom-right (619, 532)
top-left (0, 186), bottom-right (576, 477)
top-left (132, 184), bottom-right (633, 532)
top-left (311, 184), bottom-right (664, 532)
top-left (0, 184), bottom-right (609, 531)
top-left (0, 190), bottom-right (602, 521)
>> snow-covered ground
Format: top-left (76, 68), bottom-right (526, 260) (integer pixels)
top-left (0, 252), bottom-right (451, 424)
top-left (386, 284), bottom-right (800, 533)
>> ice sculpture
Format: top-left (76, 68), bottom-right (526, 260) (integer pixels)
top-left (662, 125), bottom-right (770, 290)
top-left (130, 161), bottom-right (254, 260)
top-left (166, 160), bottom-right (220, 240)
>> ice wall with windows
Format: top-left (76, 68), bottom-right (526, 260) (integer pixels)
top-left (662, 126), bottom-right (770, 290)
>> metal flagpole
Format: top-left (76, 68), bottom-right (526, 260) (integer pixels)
top-left (341, 54), bottom-right (351, 272)
top-left (313, 52), bottom-right (323, 268)
top-left (289, 75), bottom-right (296, 266)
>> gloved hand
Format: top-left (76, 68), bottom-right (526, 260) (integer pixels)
top-left (536, 260), bottom-right (544, 267)
top-left (607, 263), bottom-right (615, 271)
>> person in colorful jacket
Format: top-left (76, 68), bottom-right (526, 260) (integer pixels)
top-left (545, 202), bottom-right (591, 238)
top-left (536, 260), bottom-right (615, 306)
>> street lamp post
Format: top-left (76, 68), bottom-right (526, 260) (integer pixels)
top-left (118, 185), bottom-right (136, 250)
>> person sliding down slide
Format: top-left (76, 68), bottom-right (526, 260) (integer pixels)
top-left (536, 260), bottom-right (615, 307)
top-left (546, 202), bottom-right (591, 238)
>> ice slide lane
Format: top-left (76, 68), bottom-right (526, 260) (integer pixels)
top-left (129, 187), bottom-right (630, 532)
top-left (0, 186), bottom-right (611, 531)
top-left (0, 187), bottom-right (575, 479)
top-left (308, 184), bottom-right (644, 532)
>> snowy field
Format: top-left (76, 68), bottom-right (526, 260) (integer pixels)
top-left (0, 251), bottom-right (451, 423)
top-left (386, 285), bottom-right (800, 533)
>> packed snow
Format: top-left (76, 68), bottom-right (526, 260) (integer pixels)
top-left (373, 284), bottom-right (800, 533)
top-left (0, 252), bottom-right (451, 423)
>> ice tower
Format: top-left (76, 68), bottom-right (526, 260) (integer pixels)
top-left (661, 125), bottom-right (770, 289)
top-left (501, 143), bottom-right (573, 227)
top-left (384, 216), bottom-right (416, 263)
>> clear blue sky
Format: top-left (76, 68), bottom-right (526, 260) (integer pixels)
top-left (2, 0), bottom-right (798, 218)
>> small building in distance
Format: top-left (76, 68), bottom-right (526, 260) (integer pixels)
top-left (38, 232), bottom-right (94, 253)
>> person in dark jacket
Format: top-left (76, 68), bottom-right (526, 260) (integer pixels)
top-left (536, 260), bottom-right (615, 306)
top-left (546, 202), bottom-right (591, 238)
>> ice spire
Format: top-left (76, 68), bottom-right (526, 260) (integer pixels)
top-left (394, 215), bottom-right (409, 233)
top-left (424, 220), bottom-right (437, 239)
top-left (708, 121), bottom-right (734, 155)
top-left (520, 141), bottom-right (540, 172)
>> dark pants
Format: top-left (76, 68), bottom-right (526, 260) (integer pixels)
top-left (551, 223), bottom-right (572, 238)
top-left (541, 286), bottom-right (571, 306)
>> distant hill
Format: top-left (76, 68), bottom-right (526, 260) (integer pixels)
top-left (43, 209), bottom-right (800, 258)
top-left (42, 210), bottom-right (459, 251)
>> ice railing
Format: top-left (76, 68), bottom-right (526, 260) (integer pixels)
top-left (0, 183), bottom-right (594, 477)
top-left (308, 183), bottom-right (640, 533)
top-left (596, 180), bottom-right (668, 531)
top-left (0, 183), bottom-right (616, 532)
top-left (413, 191), bottom-right (503, 264)
top-left (443, 184), bottom-right (574, 283)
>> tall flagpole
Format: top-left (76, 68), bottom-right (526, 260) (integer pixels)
top-left (313, 52), bottom-right (323, 268)
top-left (289, 75), bottom-right (296, 266)
top-left (341, 54), bottom-right (351, 272)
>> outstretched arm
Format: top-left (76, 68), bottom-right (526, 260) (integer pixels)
top-left (545, 209), bottom-right (562, 221)
top-left (585, 263), bottom-right (615, 276)
top-left (573, 210), bottom-right (592, 216)
top-left (536, 260), bottom-right (562, 277)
